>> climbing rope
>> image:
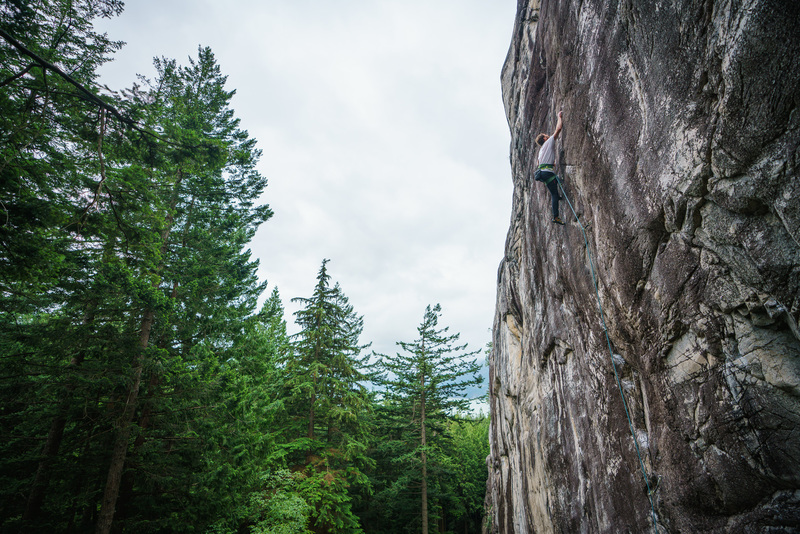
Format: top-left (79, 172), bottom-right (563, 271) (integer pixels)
top-left (553, 172), bottom-right (660, 531)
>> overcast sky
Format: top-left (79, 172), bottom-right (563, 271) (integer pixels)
top-left (94, 1), bottom-right (516, 390)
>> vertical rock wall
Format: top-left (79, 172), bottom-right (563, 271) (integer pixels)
top-left (487, 0), bottom-right (800, 532)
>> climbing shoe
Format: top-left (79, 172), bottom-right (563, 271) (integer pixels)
top-left (552, 217), bottom-right (565, 225)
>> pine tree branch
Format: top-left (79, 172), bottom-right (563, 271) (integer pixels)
top-left (0, 26), bottom-right (132, 126)
top-left (0, 27), bottom-right (201, 150)
top-left (0, 62), bottom-right (34, 88)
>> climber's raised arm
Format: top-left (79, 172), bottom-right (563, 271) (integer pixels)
top-left (534, 110), bottom-right (563, 153)
top-left (551, 110), bottom-right (563, 140)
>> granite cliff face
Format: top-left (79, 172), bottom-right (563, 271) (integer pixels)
top-left (486, 0), bottom-right (800, 532)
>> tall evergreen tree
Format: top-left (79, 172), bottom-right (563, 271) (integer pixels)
top-left (1, 1), bottom-right (129, 529)
top-left (277, 260), bottom-right (372, 534)
top-left (201, 288), bottom-right (292, 533)
top-left (0, 9), bottom-right (273, 526)
top-left (91, 46), bottom-right (271, 534)
top-left (375, 304), bottom-right (483, 534)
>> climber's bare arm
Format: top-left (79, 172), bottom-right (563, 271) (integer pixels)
top-left (551, 111), bottom-right (563, 139)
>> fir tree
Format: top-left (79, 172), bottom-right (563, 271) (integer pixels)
top-left (0, 12), bottom-right (272, 527)
top-left (375, 304), bottom-right (483, 534)
top-left (278, 260), bottom-right (372, 534)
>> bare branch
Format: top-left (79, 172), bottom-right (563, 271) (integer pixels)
top-left (0, 63), bottom-right (34, 88)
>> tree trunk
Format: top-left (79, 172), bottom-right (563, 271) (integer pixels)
top-left (421, 374), bottom-right (428, 534)
top-left (65, 391), bottom-right (102, 532)
top-left (21, 404), bottom-right (67, 525)
top-left (22, 308), bottom-right (94, 525)
top-left (116, 371), bottom-right (160, 522)
top-left (306, 361), bottom-right (318, 464)
top-left (308, 390), bottom-right (315, 440)
top-left (95, 171), bottom-right (181, 534)
top-left (95, 307), bottom-right (155, 534)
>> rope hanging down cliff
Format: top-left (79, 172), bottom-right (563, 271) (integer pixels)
top-left (554, 172), bottom-right (660, 531)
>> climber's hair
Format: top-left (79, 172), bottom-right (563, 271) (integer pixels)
top-left (535, 133), bottom-right (547, 146)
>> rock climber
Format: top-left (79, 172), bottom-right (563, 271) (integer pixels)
top-left (534, 110), bottom-right (565, 225)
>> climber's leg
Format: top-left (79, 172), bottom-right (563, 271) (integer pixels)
top-left (546, 179), bottom-right (560, 219)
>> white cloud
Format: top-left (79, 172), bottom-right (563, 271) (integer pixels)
top-left (95, 0), bottom-right (515, 373)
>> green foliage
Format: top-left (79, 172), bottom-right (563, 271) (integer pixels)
top-left (0, 4), bottom-right (490, 532)
top-left (249, 470), bottom-right (313, 534)
top-left (0, 3), bottom-right (275, 530)
top-left (379, 304), bottom-right (483, 424)
top-left (443, 417), bottom-right (490, 531)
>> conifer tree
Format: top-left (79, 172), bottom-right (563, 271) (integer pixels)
top-left (201, 288), bottom-right (291, 532)
top-left (278, 259), bottom-right (372, 534)
top-left (442, 416), bottom-right (490, 533)
top-left (1, 1), bottom-right (129, 527)
top-left (375, 304), bottom-right (483, 534)
top-left (0, 8), bottom-right (273, 526)
top-left (92, 46), bottom-right (270, 533)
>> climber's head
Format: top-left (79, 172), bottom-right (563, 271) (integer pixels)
top-left (535, 133), bottom-right (548, 146)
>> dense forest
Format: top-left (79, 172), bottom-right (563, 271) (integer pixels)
top-left (0, 2), bottom-right (488, 533)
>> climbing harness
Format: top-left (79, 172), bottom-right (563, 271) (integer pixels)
top-left (534, 163), bottom-right (557, 184)
top-left (553, 173), bottom-right (660, 532)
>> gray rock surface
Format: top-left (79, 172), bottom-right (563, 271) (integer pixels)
top-left (486, 0), bottom-right (800, 532)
